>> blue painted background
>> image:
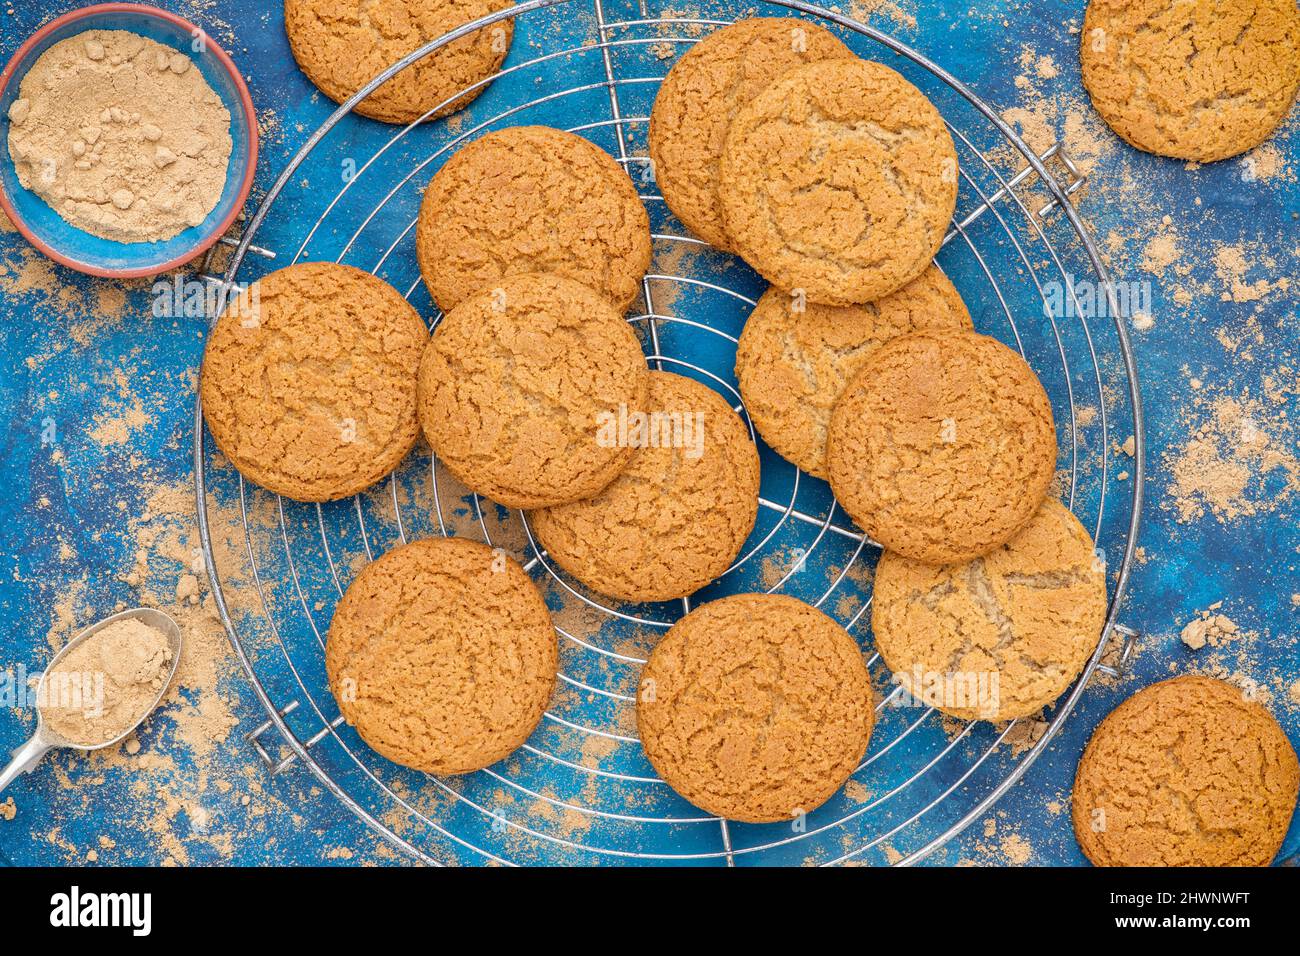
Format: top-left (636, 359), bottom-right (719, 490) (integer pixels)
top-left (0, 0), bottom-right (1296, 866)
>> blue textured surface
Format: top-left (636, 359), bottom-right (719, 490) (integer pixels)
top-left (0, 0), bottom-right (1297, 866)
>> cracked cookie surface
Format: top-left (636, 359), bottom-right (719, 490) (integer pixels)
top-left (1073, 676), bottom-right (1299, 866)
top-left (416, 125), bottom-right (652, 312)
top-left (872, 498), bottom-right (1107, 721)
top-left (1080, 0), bottom-right (1300, 162)
top-left (736, 265), bottom-right (971, 480)
top-left (718, 58), bottom-right (958, 305)
top-left (417, 273), bottom-right (649, 509)
top-left (285, 0), bottom-right (513, 124)
top-left (648, 17), bottom-right (854, 251)
top-left (326, 536), bottom-right (557, 774)
top-left (828, 329), bottom-right (1057, 564)
top-left (529, 371), bottom-right (760, 603)
top-left (200, 262), bottom-right (428, 502)
top-left (637, 593), bottom-right (874, 822)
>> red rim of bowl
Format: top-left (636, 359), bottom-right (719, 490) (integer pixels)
top-left (0, 2), bottom-right (259, 279)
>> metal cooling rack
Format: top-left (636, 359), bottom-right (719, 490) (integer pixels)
top-left (194, 0), bottom-right (1145, 866)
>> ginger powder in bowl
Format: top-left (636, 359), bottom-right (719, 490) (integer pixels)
top-left (0, 3), bottom-right (258, 278)
top-left (6, 28), bottom-right (233, 244)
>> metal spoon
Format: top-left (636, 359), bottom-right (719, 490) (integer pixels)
top-left (0, 608), bottom-right (183, 793)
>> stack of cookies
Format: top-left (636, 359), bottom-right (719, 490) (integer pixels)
top-left (649, 18), bottom-right (1107, 728)
top-left (197, 111), bottom-right (769, 776)
top-left (411, 124), bottom-right (763, 604)
top-left (191, 16), bottom-right (1094, 824)
top-left (638, 12), bottom-right (1300, 858)
top-left (200, 15), bottom-right (1263, 849)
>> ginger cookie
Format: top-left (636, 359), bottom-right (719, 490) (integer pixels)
top-left (284, 0), bottom-right (513, 125)
top-left (416, 273), bottom-right (649, 509)
top-left (1081, 0), bottom-right (1300, 163)
top-left (200, 262), bottom-right (428, 502)
top-left (637, 593), bottom-right (874, 822)
top-left (416, 126), bottom-right (652, 312)
top-left (718, 59), bottom-right (958, 305)
top-left (529, 372), bottom-right (760, 603)
top-left (872, 499), bottom-right (1107, 722)
top-left (1073, 676), bottom-right (1300, 866)
top-left (647, 17), bottom-right (854, 251)
top-left (326, 537), bottom-right (557, 775)
top-left (827, 329), bottom-right (1056, 564)
top-left (736, 266), bottom-right (971, 480)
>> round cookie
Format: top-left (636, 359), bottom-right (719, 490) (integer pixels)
top-left (200, 262), bottom-right (428, 502)
top-left (416, 126), bottom-right (652, 313)
top-left (326, 536), bottom-right (557, 775)
top-left (1080, 0), bottom-right (1300, 163)
top-left (284, 0), bottom-right (514, 125)
top-left (648, 17), bottom-right (854, 251)
top-left (417, 273), bottom-right (649, 509)
top-left (827, 329), bottom-right (1057, 564)
top-left (736, 266), bottom-right (971, 480)
top-left (872, 499), bottom-right (1108, 722)
top-left (529, 372), bottom-right (760, 603)
top-left (637, 593), bottom-right (875, 822)
top-left (718, 59), bottom-right (958, 305)
top-left (1073, 676), bottom-right (1300, 866)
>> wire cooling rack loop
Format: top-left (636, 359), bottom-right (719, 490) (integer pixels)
top-left (195, 0), bottom-right (1145, 866)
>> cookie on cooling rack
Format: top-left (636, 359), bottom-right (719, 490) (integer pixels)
top-left (529, 371), bottom-right (760, 603)
top-left (872, 498), bottom-right (1107, 722)
top-left (417, 273), bottom-right (650, 509)
top-left (736, 265), bottom-right (971, 480)
top-left (637, 593), bottom-right (874, 822)
top-left (200, 262), bottom-right (428, 502)
top-left (1073, 676), bottom-right (1299, 866)
top-left (718, 58), bottom-right (958, 305)
top-left (326, 536), bottom-right (557, 775)
top-left (827, 329), bottom-right (1057, 564)
top-left (416, 125), bottom-right (652, 312)
top-left (284, 0), bottom-right (514, 124)
top-left (1080, 0), bottom-right (1300, 163)
top-left (647, 17), bottom-right (854, 251)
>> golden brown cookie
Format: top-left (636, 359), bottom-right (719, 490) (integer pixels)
top-left (416, 273), bottom-right (649, 509)
top-left (529, 371), bottom-right (760, 603)
top-left (1073, 676), bottom-right (1300, 866)
top-left (1081, 0), bottom-right (1300, 163)
top-left (718, 59), bottom-right (958, 305)
top-left (284, 0), bottom-right (513, 125)
top-left (416, 126), bottom-right (652, 312)
top-left (872, 499), bottom-right (1107, 722)
top-left (637, 593), bottom-right (874, 822)
top-left (326, 536), bottom-right (557, 775)
top-left (827, 329), bottom-right (1056, 564)
top-left (648, 17), bottom-right (854, 251)
top-left (736, 266), bottom-right (971, 480)
top-left (200, 262), bottom-right (428, 502)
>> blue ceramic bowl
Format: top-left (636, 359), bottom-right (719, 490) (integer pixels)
top-left (0, 3), bottom-right (258, 278)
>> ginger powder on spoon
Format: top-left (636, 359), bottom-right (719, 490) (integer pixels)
top-left (40, 618), bottom-right (174, 748)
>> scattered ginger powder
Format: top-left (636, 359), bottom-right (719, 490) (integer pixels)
top-left (40, 618), bottom-right (174, 748)
top-left (6, 29), bottom-right (232, 243)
